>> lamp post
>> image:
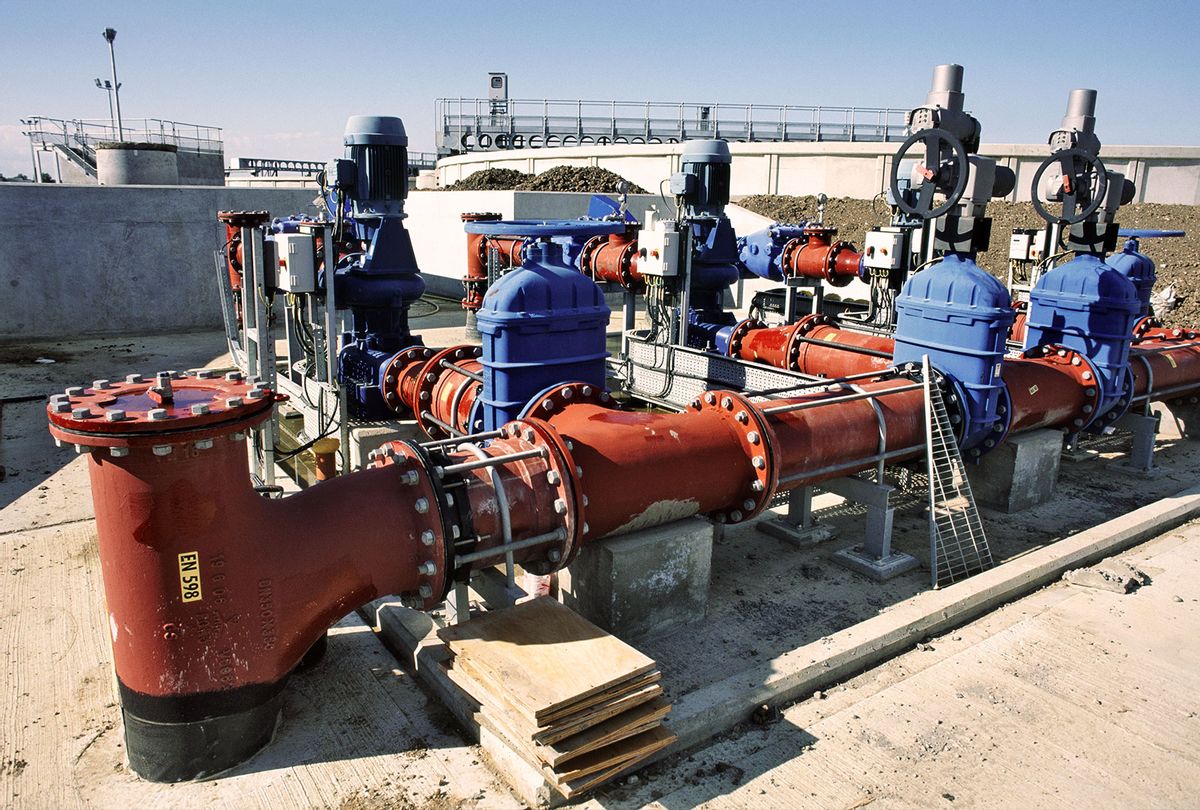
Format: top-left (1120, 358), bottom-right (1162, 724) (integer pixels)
top-left (94, 78), bottom-right (119, 134)
top-left (101, 28), bottom-right (124, 140)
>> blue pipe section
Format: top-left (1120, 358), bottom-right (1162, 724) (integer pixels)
top-left (736, 224), bottom-right (810, 281)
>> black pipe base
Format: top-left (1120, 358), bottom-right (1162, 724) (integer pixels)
top-left (122, 691), bottom-right (285, 782)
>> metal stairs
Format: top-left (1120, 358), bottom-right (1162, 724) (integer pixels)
top-left (922, 357), bottom-right (994, 587)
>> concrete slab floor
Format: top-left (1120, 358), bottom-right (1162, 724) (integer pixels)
top-left (582, 522), bottom-right (1200, 808)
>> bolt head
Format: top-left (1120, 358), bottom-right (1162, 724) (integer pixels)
top-left (751, 480), bottom-right (765, 492)
top-left (546, 470), bottom-right (561, 485)
top-left (581, 386), bottom-right (593, 397)
top-left (562, 389), bottom-right (574, 400)
top-left (71, 407), bottom-right (93, 419)
top-left (553, 499), bottom-right (568, 515)
top-left (523, 429), bottom-right (536, 442)
top-left (705, 392), bottom-right (717, 405)
top-left (196, 369), bottom-right (217, 379)
top-left (109, 446), bottom-right (129, 458)
top-left (65, 386), bottom-right (84, 396)
top-left (51, 402), bottom-right (71, 414)
top-left (230, 431), bottom-right (245, 441)
top-left (105, 409), bottom-right (126, 422)
top-left (747, 431), bottom-right (760, 445)
top-left (752, 455), bottom-right (765, 469)
top-left (152, 445), bottom-right (172, 456)
top-left (425, 373), bottom-right (437, 383)
top-left (736, 410), bottom-right (749, 424)
top-left (542, 400), bottom-right (554, 411)
top-left (743, 499), bottom-right (756, 511)
top-left (92, 379), bottom-right (110, 390)
top-left (414, 497), bottom-right (430, 514)
top-left (548, 549), bottom-right (562, 563)
top-left (419, 561), bottom-right (437, 576)
top-left (125, 374), bottom-right (144, 384)
top-left (582, 522), bottom-right (590, 534)
top-left (147, 408), bottom-right (169, 421)
top-left (225, 371), bottom-right (244, 382)
top-left (730, 510), bottom-right (743, 522)
top-left (74, 444), bottom-right (92, 455)
top-left (195, 439), bottom-right (214, 450)
top-left (191, 403), bottom-right (210, 415)
top-left (226, 397), bottom-right (244, 408)
top-left (599, 391), bottom-right (611, 403)
top-left (420, 530), bottom-right (435, 546)
top-left (418, 584), bottom-right (433, 599)
top-left (721, 396), bottom-right (733, 410)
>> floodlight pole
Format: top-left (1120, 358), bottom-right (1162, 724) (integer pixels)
top-left (102, 28), bottom-right (124, 140)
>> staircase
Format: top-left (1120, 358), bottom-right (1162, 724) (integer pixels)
top-left (923, 357), bottom-right (994, 587)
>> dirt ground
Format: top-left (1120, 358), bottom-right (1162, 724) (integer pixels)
top-left (737, 195), bottom-right (1200, 326)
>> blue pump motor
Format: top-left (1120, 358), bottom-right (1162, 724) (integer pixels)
top-left (893, 254), bottom-right (1014, 454)
top-left (736, 223), bottom-right (810, 281)
top-left (476, 239), bottom-right (611, 430)
top-left (1023, 253), bottom-right (1139, 430)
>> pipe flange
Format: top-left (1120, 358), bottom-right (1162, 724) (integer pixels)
top-left (578, 235), bottom-right (605, 282)
top-left (897, 362), bottom-right (969, 449)
top-left (725, 318), bottom-right (762, 358)
top-left (413, 345), bottom-right (482, 438)
top-left (1087, 365), bottom-right (1136, 435)
top-left (217, 210), bottom-right (271, 228)
top-left (380, 346), bottom-right (435, 414)
top-left (825, 241), bottom-right (856, 287)
top-left (1021, 343), bottom-right (1104, 432)
top-left (499, 418), bottom-right (585, 572)
top-left (519, 381), bottom-right (614, 420)
top-left (47, 371), bottom-right (278, 450)
top-left (778, 237), bottom-right (803, 281)
top-left (366, 441), bottom-right (454, 611)
top-left (687, 390), bottom-right (780, 524)
top-left (785, 313), bottom-right (833, 371)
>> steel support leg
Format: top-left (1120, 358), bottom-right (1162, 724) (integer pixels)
top-left (1109, 410), bottom-right (1164, 478)
top-left (828, 475), bottom-right (920, 580)
top-left (758, 486), bottom-right (836, 546)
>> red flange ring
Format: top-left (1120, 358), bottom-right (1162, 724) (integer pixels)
top-left (1020, 343), bottom-right (1103, 430)
top-left (686, 389), bottom-right (780, 523)
top-left (47, 370), bottom-right (278, 455)
top-left (785, 313), bottom-right (834, 371)
top-left (725, 318), bottom-right (763, 358)
top-left (412, 345), bottom-right (482, 438)
top-left (493, 418), bottom-right (585, 571)
top-left (380, 346), bottom-right (435, 413)
top-left (521, 381), bottom-right (614, 420)
top-left (365, 441), bottom-right (451, 611)
top-left (579, 235), bottom-right (605, 281)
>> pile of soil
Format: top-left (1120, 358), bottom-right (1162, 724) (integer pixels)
top-left (737, 194), bottom-right (1200, 326)
top-left (443, 165), bottom-right (646, 194)
top-left (442, 168), bottom-right (533, 191)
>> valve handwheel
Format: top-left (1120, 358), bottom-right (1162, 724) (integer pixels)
top-left (888, 127), bottom-right (970, 220)
top-left (1030, 148), bottom-right (1109, 225)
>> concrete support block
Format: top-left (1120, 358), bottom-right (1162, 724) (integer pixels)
top-left (348, 420), bottom-right (425, 470)
top-left (968, 428), bottom-right (1062, 512)
top-left (1152, 399), bottom-right (1200, 441)
top-left (558, 517), bottom-right (713, 639)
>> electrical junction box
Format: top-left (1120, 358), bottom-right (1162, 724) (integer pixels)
top-left (1009, 229), bottom-right (1037, 261)
top-left (275, 233), bottom-right (316, 293)
top-left (636, 224), bottom-right (680, 277)
top-left (1028, 229), bottom-right (1050, 263)
top-left (863, 228), bottom-right (907, 270)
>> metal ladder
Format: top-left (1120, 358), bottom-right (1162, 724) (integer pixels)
top-left (923, 357), bottom-right (993, 587)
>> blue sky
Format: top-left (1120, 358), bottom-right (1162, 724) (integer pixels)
top-left (2, 0), bottom-right (1197, 177)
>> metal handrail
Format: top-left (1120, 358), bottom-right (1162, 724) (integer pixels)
top-left (22, 115), bottom-right (224, 155)
top-left (435, 97), bottom-right (908, 153)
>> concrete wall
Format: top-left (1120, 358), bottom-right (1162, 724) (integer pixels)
top-left (437, 141), bottom-right (1200, 205)
top-left (176, 151), bottom-right (227, 186)
top-left (0, 184), bottom-right (317, 342)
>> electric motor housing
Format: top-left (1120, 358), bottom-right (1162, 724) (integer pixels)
top-left (342, 115), bottom-right (409, 218)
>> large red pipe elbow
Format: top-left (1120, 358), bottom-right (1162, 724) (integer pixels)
top-left (47, 372), bottom-right (446, 781)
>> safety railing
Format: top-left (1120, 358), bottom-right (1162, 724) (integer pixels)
top-left (22, 116), bottom-right (224, 157)
top-left (435, 98), bottom-right (907, 154)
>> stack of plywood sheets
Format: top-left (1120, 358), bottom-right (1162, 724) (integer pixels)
top-left (438, 598), bottom-right (675, 798)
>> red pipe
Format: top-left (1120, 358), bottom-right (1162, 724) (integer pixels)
top-left (579, 226), bottom-right (643, 289)
top-left (729, 315), bottom-right (893, 377)
top-left (780, 227), bottom-right (862, 286)
top-left (461, 212), bottom-right (502, 312)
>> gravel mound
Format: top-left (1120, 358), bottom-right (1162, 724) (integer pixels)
top-left (443, 168), bottom-right (533, 191)
top-left (516, 166), bottom-right (647, 194)
top-left (737, 195), bottom-right (1200, 326)
top-left (442, 165), bottom-right (646, 194)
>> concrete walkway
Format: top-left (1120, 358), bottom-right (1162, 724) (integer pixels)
top-left (587, 522), bottom-right (1200, 808)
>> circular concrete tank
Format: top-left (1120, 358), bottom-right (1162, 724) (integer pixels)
top-left (95, 142), bottom-right (180, 185)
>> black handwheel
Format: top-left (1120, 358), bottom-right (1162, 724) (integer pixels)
top-left (888, 127), bottom-right (970, 220)
top-left (1030, 148), bottom-right (1109, 226)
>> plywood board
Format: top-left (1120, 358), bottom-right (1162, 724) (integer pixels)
top-left (551, 725), bottom-right (676, 783)
top-left (540, 698), bottom-right (672, 767)
top-left (438, 598), bottom-right (656, 722)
